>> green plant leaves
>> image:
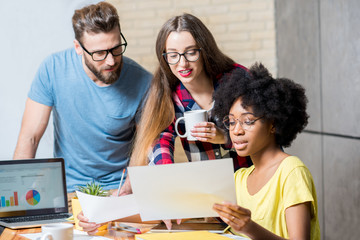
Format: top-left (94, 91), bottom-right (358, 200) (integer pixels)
top-left (77, 180), bottom-right (109, 197)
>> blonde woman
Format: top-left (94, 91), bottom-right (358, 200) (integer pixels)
top-left (130, 13), bottom-right (251, 170)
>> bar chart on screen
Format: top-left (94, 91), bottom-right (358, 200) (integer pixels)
top-left (0, 192), bottom-right (19, 207)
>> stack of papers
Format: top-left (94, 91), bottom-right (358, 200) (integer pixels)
top-left (77, 159), bottom-right (236, 223)
top-left (76, 191), bottom-right (139, 223)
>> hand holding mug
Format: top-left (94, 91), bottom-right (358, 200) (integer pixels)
top-left (175, 110), bottom-right (208, 141)
top-left (191, 121), bottom-right (228, 144)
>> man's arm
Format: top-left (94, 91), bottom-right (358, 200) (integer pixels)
top-left (13, 98), bottom-right (52, 159)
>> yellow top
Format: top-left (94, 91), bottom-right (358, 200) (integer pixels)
top-left (231, 156), bottom-right (320, 239)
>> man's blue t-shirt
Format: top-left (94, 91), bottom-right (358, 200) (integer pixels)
top-left (28, 48), bottom-right (152, 192)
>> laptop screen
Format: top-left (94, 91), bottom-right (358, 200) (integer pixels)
top-left (0, 158), bottom-right (68, 218)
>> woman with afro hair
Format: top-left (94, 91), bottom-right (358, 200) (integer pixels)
top-left (212, 63), bottom-right (320, 239)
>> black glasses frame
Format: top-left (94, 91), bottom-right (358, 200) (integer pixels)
top-left (162, 48), bottom-right (202, 65)
top-left (79, 32), bottom-right (127, 61)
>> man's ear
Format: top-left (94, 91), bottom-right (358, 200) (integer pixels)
top-left (74, 39), bottom-right (83, 55)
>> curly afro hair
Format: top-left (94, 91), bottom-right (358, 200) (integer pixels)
top-left (212, 63), bottom-right (309, 148)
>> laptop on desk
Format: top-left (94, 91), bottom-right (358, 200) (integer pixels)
top-left (0, 158), bottom-right (72, 229)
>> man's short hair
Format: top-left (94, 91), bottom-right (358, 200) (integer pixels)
top-left (72, 1), bottom-right (120, 42)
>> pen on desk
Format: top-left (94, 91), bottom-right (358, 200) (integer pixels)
top-left (116, 223), bottom-right (142, 234)
top-left (117, 168), bottom-right (126, 196)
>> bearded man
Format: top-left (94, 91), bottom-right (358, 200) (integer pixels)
top-left (13, 2), bottom-right (152, 194)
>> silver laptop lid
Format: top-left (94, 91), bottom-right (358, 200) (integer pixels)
top-left (0, 158), bottom-right (68, 218)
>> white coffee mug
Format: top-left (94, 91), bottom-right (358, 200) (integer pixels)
top-left (40, 223), bottom-right (73, 240)
top-left (175, 110), bottom-right (208, 141)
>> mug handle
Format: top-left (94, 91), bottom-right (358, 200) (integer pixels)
top-left (175, 117), bottom-right (187, 138)
top-left (40, 233), bottom-right (52, 240)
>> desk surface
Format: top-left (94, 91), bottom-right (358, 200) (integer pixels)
top-left (0, 222), bottom-right (158, 240)
top-left (0, 219), bottom-right (224, 240)
top-left (0, 227), bottom-right (40, 240)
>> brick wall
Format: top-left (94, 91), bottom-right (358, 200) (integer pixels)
top-left (107, 0), bottom-right (276, 75)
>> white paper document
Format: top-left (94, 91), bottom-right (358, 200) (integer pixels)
top-left (128, 158), bottom-right (236, 221)
top-left (76, 191), bottom-right (139, 224)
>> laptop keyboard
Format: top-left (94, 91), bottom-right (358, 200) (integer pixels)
top-left (1, 213), bottom-right (71, 223)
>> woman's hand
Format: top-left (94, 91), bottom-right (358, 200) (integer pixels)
top-left (213, 202), bottom-right (252, 234)
top-left (191, 122), bottom-right (228, 144)
top-left (214, 202), bottom-right (295, 239)
top-left (162, 219), bottom-right (183, 230)
top-left (77, 211), bottom-right (106, 235)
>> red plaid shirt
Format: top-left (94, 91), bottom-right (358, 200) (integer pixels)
top-left (149, 64), bottom-right (252, 171)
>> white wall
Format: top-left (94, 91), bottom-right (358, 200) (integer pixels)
top-left (0, 0), bottom-right (100, 159)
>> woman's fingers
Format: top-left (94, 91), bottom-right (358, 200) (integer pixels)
top-left (214, 202), bottom-right (250, 215)
top-left (213, 203), bottom-right (252, 232)
top-left (192, 122), bottom-right (216, 133)
top-left (190, 122), bottom-right (227, 144)
top-left (162, 219), bottom-right (172, 230)
top-left (77, 211), bottom-right (87, 221)
top-left (77, 211), bottom-right (102, 234)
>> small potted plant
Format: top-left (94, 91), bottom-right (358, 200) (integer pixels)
top-left (72, 181), bottom-right (109, 234)
top-left (77, 181), bottom-right (109, 197)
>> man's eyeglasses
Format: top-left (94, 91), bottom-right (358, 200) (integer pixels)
top-left (79, 32), bottom-right (127, 61)
top-left (162, 48), bottom-right (201, 65)
top-left (223, 114), bottom-right (263, 131)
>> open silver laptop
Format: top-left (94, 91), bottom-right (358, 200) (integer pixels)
top-left (0, 158), bottom-right (72, 229)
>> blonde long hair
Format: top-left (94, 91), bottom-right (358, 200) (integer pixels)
top-left (130, 13), bottom-right (235, 166)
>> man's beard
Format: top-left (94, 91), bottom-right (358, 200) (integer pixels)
top-left (84, 57), bottom-right (122, 85)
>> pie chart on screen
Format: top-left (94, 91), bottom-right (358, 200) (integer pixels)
top-left (26, 190), bottom-right (41, 205)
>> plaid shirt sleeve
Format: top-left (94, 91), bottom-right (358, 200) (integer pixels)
top-left (149, 121), bottom-right (177, 165)
top-left (148, 89), bottom-right (187, 165)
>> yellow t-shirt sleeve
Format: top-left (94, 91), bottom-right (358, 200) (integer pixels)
top-left (282, 166), bottom-right (317, 218)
